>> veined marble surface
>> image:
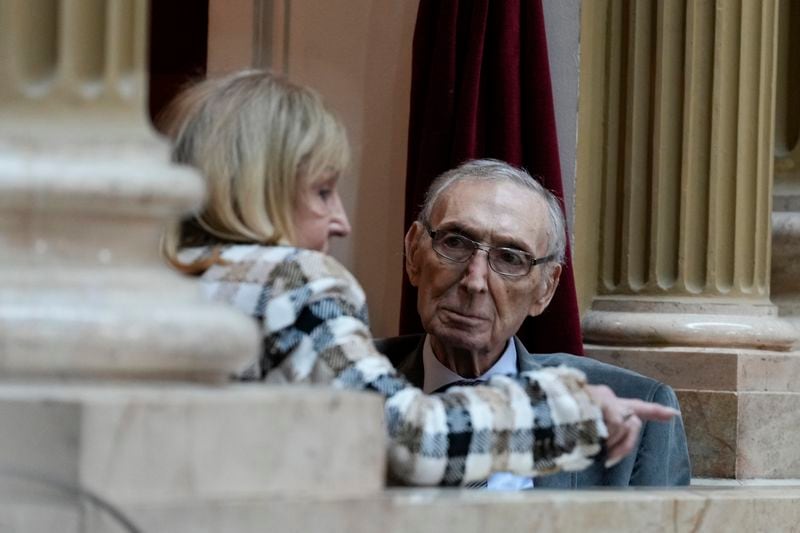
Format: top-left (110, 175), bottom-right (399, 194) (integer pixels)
top-left (73, 485), bottom-right (800, 532)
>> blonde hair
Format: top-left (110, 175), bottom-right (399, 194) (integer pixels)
top-left (160, 70), bottom-right (350, 272)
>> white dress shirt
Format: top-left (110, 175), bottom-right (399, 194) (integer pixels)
top-left (422, 336), bottom-right (534, 490)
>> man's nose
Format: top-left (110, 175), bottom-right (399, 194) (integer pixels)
top-left (329, 192), bottom-right (351, 238)
top-left (459, 248), bottom-right (490, 292)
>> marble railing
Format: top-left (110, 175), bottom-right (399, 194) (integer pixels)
top-left (1, 385), bottom-right (800, 532)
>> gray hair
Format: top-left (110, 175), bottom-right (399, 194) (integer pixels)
top-left (417, 159), bottom-right (567, 264)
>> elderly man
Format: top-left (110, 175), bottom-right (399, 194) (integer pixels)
top-left (378, 159), bottom-right (690, 488)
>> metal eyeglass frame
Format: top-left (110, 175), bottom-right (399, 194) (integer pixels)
top-left (424, 225), bottom-right (557, 277)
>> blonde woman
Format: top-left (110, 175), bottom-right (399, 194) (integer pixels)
top-left (161, 70), bottom-right (668, 486)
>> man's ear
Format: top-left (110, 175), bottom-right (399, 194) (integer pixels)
top-left (528, 263), bottom-right (562, 317)
top-left (404, 221), bottom-right (424, 287)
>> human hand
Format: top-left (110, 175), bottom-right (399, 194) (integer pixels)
top-left (585, 384), bottom-right (680, 468)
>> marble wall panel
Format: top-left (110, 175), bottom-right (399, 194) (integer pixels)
top-left (737, 392), bottom-right (800, 478)
top-left (675, 390), bottom-right (738, 478)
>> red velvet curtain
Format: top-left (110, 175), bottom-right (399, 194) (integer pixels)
top-left (400, 0), bottom-right (584, 356)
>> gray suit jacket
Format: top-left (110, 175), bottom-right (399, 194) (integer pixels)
top-left (375, 334), bottom-right (691, 488)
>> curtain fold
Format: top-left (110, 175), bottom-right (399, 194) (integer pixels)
top-left (401, 0), bottom-right (584, 356)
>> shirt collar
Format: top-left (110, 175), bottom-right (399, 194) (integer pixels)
top-left (421, 335), bottom-right (518, 394)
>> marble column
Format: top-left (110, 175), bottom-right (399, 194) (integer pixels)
top-left (772, 0), bottom-right (800, 333)
top-left (577, 0), bottom-right (800, 479)
top-left (580, 0), bottom-right (797, 352)
top-left (0, 0), bottom-right (259, 380)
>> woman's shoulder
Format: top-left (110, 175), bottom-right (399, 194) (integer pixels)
top-left (183, 244), bottom-right (363, 299)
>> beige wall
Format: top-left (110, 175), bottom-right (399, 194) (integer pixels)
top-left (284, 1), bottom-right (417, 338)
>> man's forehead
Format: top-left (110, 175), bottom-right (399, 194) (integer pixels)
top-left (429, 179), bottom-right (550, 246)
top-left (432, 179), bottom-right (543, 210)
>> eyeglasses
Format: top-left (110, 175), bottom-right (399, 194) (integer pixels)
top-left (425, 226), bottom-right (556, 277)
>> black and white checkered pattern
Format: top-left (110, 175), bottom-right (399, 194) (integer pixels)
top-left (182, 244), bottom-right (607, 486)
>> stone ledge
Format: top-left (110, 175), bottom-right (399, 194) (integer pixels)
top-left (583, 345), bottom-right (800, 479)
top-left (0, 383), bottom-right (386, 503)
top-left (693, 478), bottom-right (800, 486)
top-left (79, 485), bottom-right (800, 533)
top-left (585, 344), bottom-right (800, 392)
top-left (8, 486), bottom-right (800, 533)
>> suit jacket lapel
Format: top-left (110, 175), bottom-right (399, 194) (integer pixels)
top-left (395, 335), bottom-right (426, 389)
top-left (514, 336), bottom-right (543, 373)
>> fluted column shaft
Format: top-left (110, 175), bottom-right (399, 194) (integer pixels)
top-left (772, 0), bottom-right (800, 330)
top-left (582, 0), bottom-right (797, 351)
top-left (0, 0), bottom-right (258, 379)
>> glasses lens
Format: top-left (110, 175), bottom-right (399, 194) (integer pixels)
top-left (489, 248), bottom-right (530, 276)
top-left (432, 232), bottom-right (475, 262)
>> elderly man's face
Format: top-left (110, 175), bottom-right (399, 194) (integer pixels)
top-left (405, 179), bottom-right (561, 359)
